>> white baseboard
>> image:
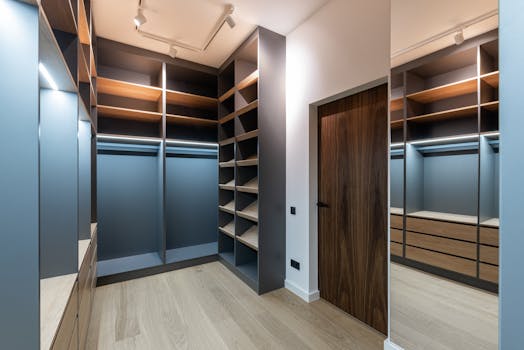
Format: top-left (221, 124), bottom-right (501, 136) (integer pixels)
top-left (384, 339), bottom-right (404, 350)
top-left (285, 279), bottom-right (320, 302)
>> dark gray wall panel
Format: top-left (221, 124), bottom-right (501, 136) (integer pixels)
top-left (390, 157), bottom-right (404, 208)
top-left (79, 120), bottom-right (92, 239)
top-left (0, 2), bottom-right (39, 348)
top-left (258, 28), bottom-right (286, 293)
top-left (423, 153), bottom-right (478, 216)
top-left (97, 151), bottom-right (160, 260)
top-left (479, 136), bottom-right (496, 221)
top-left (166, 152), bottom-right (218, 249)
top-left (40, 89), bottom-right (79, 278)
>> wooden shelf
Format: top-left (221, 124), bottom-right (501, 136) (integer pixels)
top-left (481, 71), bottom-right (499, 88)
top-left (90, 46), bottom-right (97, 78)
top-left (236, 129), bottom-right (259, 142)
top-left (166, 114), bottom-right (217, 127)
top-left (41, 0), bottom-right (77, 34)
top-left (391, 207), bottom-right (404, 215)
top-left (237, 70), bottom-right (259, 91)
top-left (78, 0), bottom-right (90, 45)
top-left (391, 119), bottom-right (403, 129)
top-left (97, 105), bottom-right (162, 123)
top-left (407, 77), bottom-right (478, 104)
top-left (219, 179), bottom-right (235, 191)
top-left (237, 100), bottom-right (258, 117)
top-left (407, 210), bottom-right (477, 225)
top-left (237, 177), bottom-right (258, 194)
top-left (481, 101), bottom-right (499, 112)
top-left (78, 45), bottom-right (90, 84)
top-left (219, 137), bottom-right (235, 146)
top-left (390, 97), bottom-right (403, 112)
top-left (166, 89), bottom-right (217, 110)
top-left (237, 155), bottom-right (258, 167)
top-left (481, 218), bottom-right (499, 228)
top-left (219, 200), bottom-right (235, 214)
top-left (219, 221), bottom-right (235, 238)
top-left (219, 86), bottom-right (235, 103)
top-left (237, 226), bottom-right (259, 251)
top-left (407, 105), bottom-right (478, 123)
top-left (237, 200), bottom-right (258, 222)
top-left (219, 111), bottom-right (236, 124)
top-left (97, 77), bottom-right (162, 102)
top-left (219, 160), bottom-right (235, 168)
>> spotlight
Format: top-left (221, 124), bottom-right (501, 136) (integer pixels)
top-left (134, 9), bottom-right (147, 27)
top-left (168, 45), bottom-right (177, 59)
top-left (225, 15), bottom-right (236, 29)
top-left (454, 30), bottom-right (464, 45)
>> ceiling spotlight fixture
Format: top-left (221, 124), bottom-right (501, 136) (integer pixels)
top-left (454, 29), bottom-right (465, 45)
top-left (134, 9), bottom-right (147, 27)
top-left (225, 15), bottom-right (236, 29)
top-left (168, 45), bottom-right (177, 59)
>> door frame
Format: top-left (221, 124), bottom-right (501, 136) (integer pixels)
top-left (304, 76), bottom-right (390, 327)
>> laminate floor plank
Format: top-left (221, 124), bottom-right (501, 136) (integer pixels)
top-left (87, 262), bottom-right (385, 350)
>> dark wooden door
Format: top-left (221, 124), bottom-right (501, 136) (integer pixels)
top-left (318, 83), bottom-right (388, 335)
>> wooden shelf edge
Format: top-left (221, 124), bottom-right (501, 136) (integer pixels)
top-left (219, 137), bottom-right (235, 146)
top-left (480, 71), bottom-right (499, 88)
top-left (166, 89), bottom-right (217, 111)
top-left (166, 114), bottom-right (217, 127)
top-left (236, 129), bottom-right (259, 142)
top-left (219, 227), bottom-right (235, 238)
top-left (237, 70), bottom-right (259, 91)
top-left (237, 226), bottom-right (259, 251)
top-left (390, 97), bottom-right (404, 112)
top-left (219, 111), bottom-right (236, 124)
top-left (97, 77), bottom-right (162, 102)
top-left (219, 161), bottom-right (235, 168)
top-left (97, 105), bottom-right (162, 123)
top-left (78, 0), bottom-right (91, 45)
top-left (481, 101), bottom-right (499, 111)
top-left (237, 186), bottom-right (258, 194)
top-left (237, 159), bottom-right (258, 167)
top-left (406, 77), bottom-right (478, 104)
top-left (236, 100), bottom-right (258, 117)
top-left (219, 86), bottom-right (235, 103)
top-left (237, 211), bottom-right (258, 223)
top-left (407, 105), bottom-right (478, 123)
top-left (407, 210), bottom-right (478, 225)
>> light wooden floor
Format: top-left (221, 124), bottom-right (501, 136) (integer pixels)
top-left (391, 263), bottom-right (498, 350)
top-left (87, 261), bottom-right (385, 350)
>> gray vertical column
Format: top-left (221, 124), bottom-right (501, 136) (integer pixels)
top-left (405, 143), bottom-right (423, 213)
top-left (500, 1), bottom-right (524, 348)
top-left (0, 1), bottom-right (39, 348)
top-left (79, 120), bottom-right (92, 240)
top-left (479, 136), bottom-right (495, 223)
top-left (158, 62), bottom-right (167, 263)
top-left (40, 89), bottom-right (79, 278)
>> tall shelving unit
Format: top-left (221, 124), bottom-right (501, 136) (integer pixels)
top-left (95, 39), bottom-right (220, 283)
top-left (217, 28), bottom-right (286, 294)
top-left (389, 30), bottom-right (499, 292)
top-left (1, 1), bottom-right (98, 349)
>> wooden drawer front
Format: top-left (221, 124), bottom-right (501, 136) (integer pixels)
top-left (480, 227), bottom-right (499, 247)
top-left (406, 217), bottom-right (477, 242)
top-left (391, 214), bottom-right (403, 229)
top-left (480, 263), bottom-right (499, 284)
top-left (52, 282), bottom-right (78, 350)
top-left (406, 231), bottom-right (477, 260)
top-left (391, 242), bottom-right (403, 257)
top-left (391, 228), bottom-right (403, 243)
top-left (68, 318), bottom-right (78, 350)
top-left (480, 245), bottom-right (499, 265)
top-left (406, 246), bottom-right (476, 277)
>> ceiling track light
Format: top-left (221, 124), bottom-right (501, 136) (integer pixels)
top-left (168, 45), bottom-right (177, 59)
top-left (134, 8), bottom-right (147, 27)
top-left (454, 29), bottom-right (465, 45)
top-left (225, 14), bottom-right (236, 29)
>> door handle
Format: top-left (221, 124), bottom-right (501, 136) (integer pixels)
top-left (317, 201), bottom-right (329, 208)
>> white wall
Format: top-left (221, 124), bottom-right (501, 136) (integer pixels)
top-left (285, 0), bottom-right (390, 301)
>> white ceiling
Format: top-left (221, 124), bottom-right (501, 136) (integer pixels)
top-left (92, 0), bottom-right (329, 68)
top-left (391, 0), bottom-right (498, 67)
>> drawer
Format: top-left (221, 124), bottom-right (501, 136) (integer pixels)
top-left (480, 245), bottom-right (499, 265)
top-left (406, 231), bottom-right (477, 260)
top-left (405, 245), bottom-right (476, 277)
top-left (480, 227), bottom-right (499, 247)
top-left (391, 228), bottom-right (403, 243)
top-left (390, 242), bottom-right (403, 257)
top-left (390, 214), bottom-right (403, 229)
top-left (67, 317), bottom-right (78, 350)
top-left (52, 282), bottom-right (78, 350)
top-left (480, 263), bottom-right (499, 284)
top-left (406, 217), bottom-right (476, 242)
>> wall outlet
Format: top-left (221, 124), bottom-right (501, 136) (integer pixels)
top-left (291, 259), bottom-right (300, 270)
top-left (290, 206), bottom-right (296, 215)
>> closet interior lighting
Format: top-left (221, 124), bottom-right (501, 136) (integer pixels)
top-left (408, 134), bottom-right (479, 146)
top-left (39, 63), bottom-right (58, 90)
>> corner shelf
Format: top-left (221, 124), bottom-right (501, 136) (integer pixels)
top-left (481, 71), bottom-right (499, 88)
top-left (407, 105), bottom-right (478, 123)
top-left (219, 137), bottom-right (235, 146)
top-left (481, 101), bottom-right (499, 111)
top-left (237, 225), bottom-right (259, 251)
top-left (97, 105), bottom-right (162, 123)
top-left (219, 87), bottom-right (235, 103)
top-left (218, 200), bottom-right (236, 214)
top-left (237, 200), bottom-right (258, 222)
top-left (237, 100), bottom-right (258, 117)
top-left (237, 177), bottom-right (258, 194)
top-left (237, 155), bottom-right (258, 167)
top-left (219, 111), bottom-right (236, 124)
top-left (166, 114), bottom-right (217, 127)
top-left (481, 218), bottom-right (499, 228)
top-left (97, 77), bottom-right (162, 102)
top-left (166, 89), bottom-right (217, 111)
top-left (237, 70), bottom-right (259, 91)
top-left (219, 221), bottom-right (235, 238)
top-left (219, 179), bottom-right (235, 191)
top-left (407, 77), bottom-right (478, 104)
top-left (391, 119), bottom-right (403, 129)
top-left (390, 97), bottom-right (403, 112)
top-left (236, 129), bottom-right (259, 142)
top-left (219, 160), bottom-right (235, 168)
top-left (390, 207), bottom-right (404, 215)
top-left (407, 210), bottom-right (478, 225)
